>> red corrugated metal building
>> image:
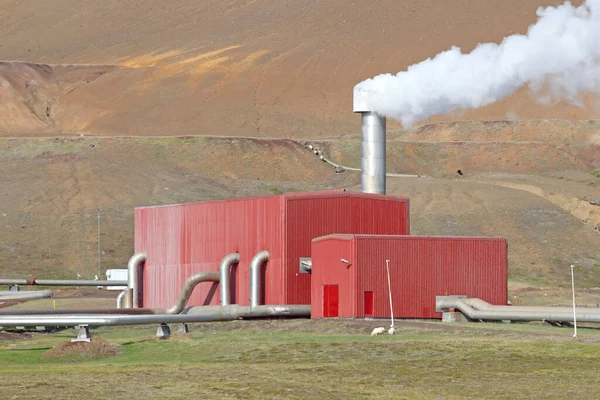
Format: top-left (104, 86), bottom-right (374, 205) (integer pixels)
top-left (135, 191), bottom-right (410, 308)
top-left (311, 235), bottom-right (508, 319)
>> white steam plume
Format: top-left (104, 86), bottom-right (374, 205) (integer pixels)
top-left (355, 0), bottom-right (600, 127)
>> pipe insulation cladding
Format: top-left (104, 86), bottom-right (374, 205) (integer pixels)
top-left (219, 253), bottom-right (241, 306)
top-left (437, 298), bottom-right (600, 323)
top-left (127, 252), bottom-right (147, 308)
top-left (0, 290), bottom-right (53, 301)
top-left (250, 251), bottom-right (269, 308)
top-left (165, 271), bottom-right (220, 314)
top-left (354, 86), bottom-right (386, 195)
top-left (0, 279), bottom-right (127, 287)
top-left (0, 305), bottom-right (311, 327)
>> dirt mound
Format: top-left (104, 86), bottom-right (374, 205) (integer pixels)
top-left (42, 337), bottom-right (121, 359)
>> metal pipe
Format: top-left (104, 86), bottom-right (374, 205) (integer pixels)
top-left (0, 308), bottom-right (157, 315)
top-left (124, 288), bottom-right (133, 309)
top-left (0, 279), bottom-right (29, 286)
top-left (438, 298), bottom-right (600, 323)
top-left (354, 86), bottom-right (386, 195)
top-left (0, 278), bottom-right (126, 287)
top-left (452, 298), bottom-right (600, 314)
top-left (0, 290), bottom-right (53, 301)
top-left (33, 280), bottom-right (127, 287)
top-left (219, 253), bottom-right (240, 306)
top-left (127, 252), bottom-right (147, 308)
top-left (0, 271), bottom-right (218, 315)
top-left (116, 290), bottom-right (126, 309)
top-left (165, 272), bottom-right (220, 314)
top-left (0, 304), bottom-right (311, 327)
top-left (360, 113), bottom-right (386, 194)
top-left (250, 251), bottom-right (269, 308)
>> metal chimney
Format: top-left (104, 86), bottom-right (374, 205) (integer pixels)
top-left (354, 86), bottom-right (386, 194)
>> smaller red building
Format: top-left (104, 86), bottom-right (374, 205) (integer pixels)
top-left (311, 235), bottom-right (508, 319)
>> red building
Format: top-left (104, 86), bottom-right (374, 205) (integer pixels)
top-left (311, 235), bottom-right (508, 319)
top-left (135, 191), bottom-right (410, 308)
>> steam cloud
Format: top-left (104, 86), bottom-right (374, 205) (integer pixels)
top-left (355, 0), bottom-right (600, 127)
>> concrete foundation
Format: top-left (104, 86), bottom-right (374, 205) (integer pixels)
top-left (442, 311), bottom-right (470, 323)
top-left (156, 323), bottom-right (171, 339)
top-left (71, 325), bottom-right (92, 342)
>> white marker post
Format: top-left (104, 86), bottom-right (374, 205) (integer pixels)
top-left (386, 259), bottom-right (394, 330)
top-left (571, 265), bottom-right (577, 338)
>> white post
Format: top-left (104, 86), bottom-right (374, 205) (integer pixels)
top-left (571, 265), bottom-right (577, 338)
top-left (97, 209), bottom-right (101, 278)
top-left (386, 259), bottom-right (394, 329)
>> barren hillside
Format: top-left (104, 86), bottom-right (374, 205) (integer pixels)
top-left (1, 136), bottom-right (599, 292)
top-left (0, 0), bottom-right (594, 138)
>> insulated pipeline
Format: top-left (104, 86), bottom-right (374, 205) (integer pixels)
top-left (0, 290), bottom-right (53, 301)
top-left (34, 280), bottom-right (126, 287)
top-left (438, 298), bottom-right (600, 323)
top-left (127, 252), bottom-right (147, 308)
top-left (165, 272), bottom-right (220, 314)
top-left (0, 279), bottom-right (126, 287)
top-left (0, 279), bottom-right (29, 286)
top-left (0, 305), bottom-right (311, 327)
top-left (250, 251), bottom-right (269, 308)
top-left (0, 270), bottom-right (221, 316)
top-left (219, 253), bottom-right (241, 306)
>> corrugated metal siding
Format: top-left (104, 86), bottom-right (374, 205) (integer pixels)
top-left (354, 236), bottom-right (508, 319)
top-left (135, 196), bottom-right (284, 308)
top-left (310, 237), bottom-right (354, 318)
top-left (135, 191), bottom-right (410, 309)
top-left (284, 195), bottom-right (410, 304)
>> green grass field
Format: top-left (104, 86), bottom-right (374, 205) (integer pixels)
top-left (2, 319), bottom-right (600, 399)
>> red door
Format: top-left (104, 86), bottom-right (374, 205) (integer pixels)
top-left (364, 291), bottom-right (374, 317)
top-left (323, 285), bottom-right (339, 317)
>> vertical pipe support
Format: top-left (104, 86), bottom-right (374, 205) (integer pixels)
top-left (250, 251), bottom-right (269, 308)
top-left (127, 252), bottom-right (147, 308)
top-left (219, 253), bottom-right (241, 306)
top-left (116, 290), bottom-right (126, 309)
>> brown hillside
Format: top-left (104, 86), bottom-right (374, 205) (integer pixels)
top-left (0, 137), bottom-right (348, 278)
top-left (0, 0), bottom-right (594, 138)
top-left (1, 136), bottom-right (599, 291)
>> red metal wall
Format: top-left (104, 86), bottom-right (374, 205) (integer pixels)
top-left (135, 191), bottom-right (410, 308)
top-left (310, 235), bottom-right (354, 318)
top-left (311, 235), bottom-right (508, 319)
top-left (135, 195), bottom-right (284, 308)
top-left (284, 193), bottom-right (410, 304)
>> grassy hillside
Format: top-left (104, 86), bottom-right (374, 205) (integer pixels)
top-left (2, 320), bottom-right (600, 399)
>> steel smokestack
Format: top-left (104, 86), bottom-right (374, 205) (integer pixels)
top-left (354, 86), bottom-right (386, 195)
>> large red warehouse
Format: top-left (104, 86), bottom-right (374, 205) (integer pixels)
top-left (135, 191), bottom-right (410, 308)
top-left (311, 235), bottom-right (508, 319)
